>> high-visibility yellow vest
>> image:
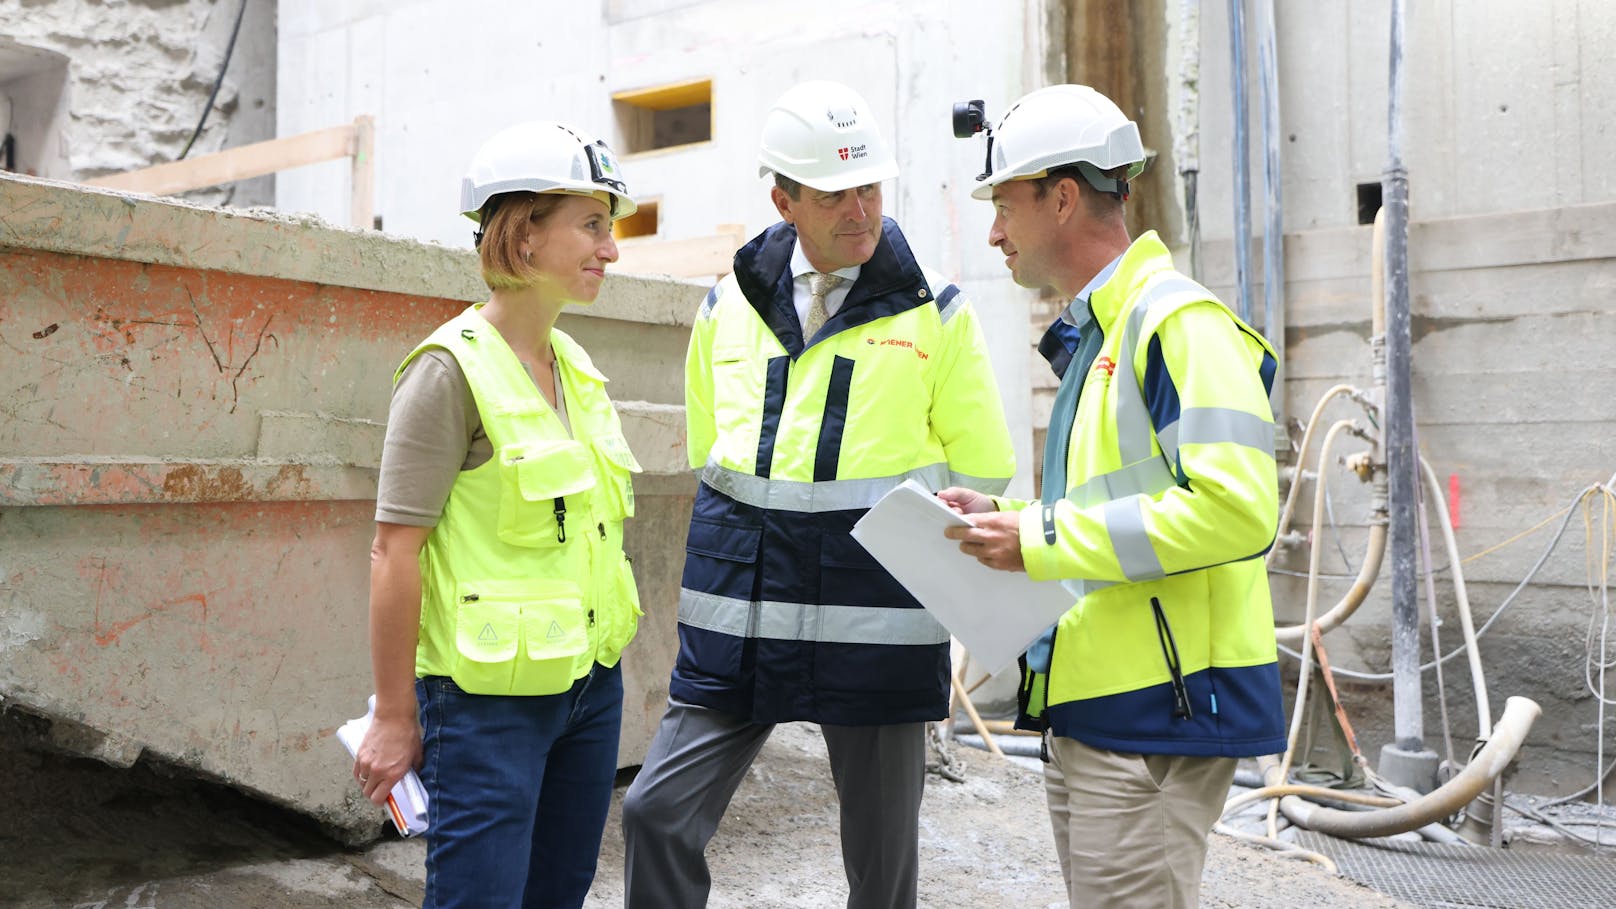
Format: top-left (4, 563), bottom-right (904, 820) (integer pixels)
top-left (398, 306), bottom-right (642, 696)
top-left (675, 218), bottom-right (1016, 725)
top-left (1010, 232), bottom-right (1286, 757)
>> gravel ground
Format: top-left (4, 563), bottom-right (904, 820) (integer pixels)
top-left (5, 717), bottom-right (1418, 908)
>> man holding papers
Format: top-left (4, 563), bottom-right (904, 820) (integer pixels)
top-left (940, 84), bottom-right (1287, 909)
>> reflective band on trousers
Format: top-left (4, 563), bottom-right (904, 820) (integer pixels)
top-left (700, 460), bottom-right (1004, 512)
top-left (678, 588), bottom-right (950, 645)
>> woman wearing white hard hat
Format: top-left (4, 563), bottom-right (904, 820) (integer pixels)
top-left (354, 121), bottom-right (645, 909)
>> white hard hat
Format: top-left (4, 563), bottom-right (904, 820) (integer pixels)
top-left (460, 121), bottom-right (637, 222)
top-left (969, 84), bottom-right (1145, 200)
top-left (757, 81), bottom-right (899, 193)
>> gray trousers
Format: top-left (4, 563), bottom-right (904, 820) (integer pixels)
top-left (621, 700), bottom-right (926, 909)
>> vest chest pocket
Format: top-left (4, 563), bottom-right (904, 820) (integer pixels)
top-left (452, 578), bottom-right (588, 696)
top-left (590, 431), bottom-right (642, 520)
top-left (497, 439), bottom-right (598, 547)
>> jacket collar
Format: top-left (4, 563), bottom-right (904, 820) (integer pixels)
top-left (1037, 231), bottom-right (1175, 375)
top-left (731, 216), bottom-right (932, 357)
top-left (1086, 230), bottom-right (1174, 331)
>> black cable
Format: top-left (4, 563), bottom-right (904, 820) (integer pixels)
top-left (178, 0), bottom-right (249, 161)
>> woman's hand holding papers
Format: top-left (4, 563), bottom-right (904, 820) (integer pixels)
top-left (355, 710), bottom-right (423, 807)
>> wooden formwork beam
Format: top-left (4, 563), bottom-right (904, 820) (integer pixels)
top-left (86, 116), bottom-right (377, 229)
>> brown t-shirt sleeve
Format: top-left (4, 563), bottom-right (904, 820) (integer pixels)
top-left (374, 349), bottom-right (492, 526)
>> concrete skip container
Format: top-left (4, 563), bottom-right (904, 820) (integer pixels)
top-left (0, 173), bottom-right (699, 837)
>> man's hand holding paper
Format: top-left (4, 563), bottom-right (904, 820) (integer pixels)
top-left (850, 480), bottom-right (1074, 676)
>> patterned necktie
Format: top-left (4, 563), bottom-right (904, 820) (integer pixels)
top-left (803, 272), bottom-right (844, 338)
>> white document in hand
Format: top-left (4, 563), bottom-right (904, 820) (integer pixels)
top-left (850, 479), bottom-right (1077, 677)
top-left (336, 695), bottom-right (430, 837)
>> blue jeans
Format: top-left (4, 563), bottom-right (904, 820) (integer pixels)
top-left (417, 663), bottom-right (623, 909)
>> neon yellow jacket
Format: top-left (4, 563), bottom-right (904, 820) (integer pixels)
top-left (676, 217), bottom-right (1015, 724)
top-left (398, 306), bottom-right (642, 696)
top-left (1005, 232), bottom-right (1286, 756)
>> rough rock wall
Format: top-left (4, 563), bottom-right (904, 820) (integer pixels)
top-left (1, 0), bottom-right (275, 206)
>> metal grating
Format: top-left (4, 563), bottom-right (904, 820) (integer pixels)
top-left (1293, 831), bottom-right (1616, 908)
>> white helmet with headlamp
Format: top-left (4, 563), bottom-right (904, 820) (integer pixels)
top-left (957, 84), bottom-right (1146, 201)
top-left (460, 121), bottom-right (637, 228)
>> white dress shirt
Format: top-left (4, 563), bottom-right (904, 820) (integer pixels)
top-left (789, 241), bottom-right (861, 330)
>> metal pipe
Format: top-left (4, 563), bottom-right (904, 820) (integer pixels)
top-left (1227, 0), bottom-right (1253, 323)
top-left (1176, 0), bottom-right (1203, 281)
top-left (1272, 210), bottom-right (1390, 646)
top-left (1382, 0), bottom-right (1422, 751)
top-left (1272, 697), bottom-right (1540, 839)
top-left (1254, 0), bottom-right (1285, 430)
top-left (1419, 455), bottom-right (1492, 739)
top-left (1273, 502), bottom-right (1386, 645)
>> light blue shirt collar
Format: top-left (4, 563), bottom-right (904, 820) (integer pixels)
top-left (1062, 253), bottom-right (1125, 330)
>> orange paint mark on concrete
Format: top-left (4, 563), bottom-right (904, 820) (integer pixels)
top-left (161, 464), bottom-right (254, 502)
top-left (90, 581), bottom-right (210, 647)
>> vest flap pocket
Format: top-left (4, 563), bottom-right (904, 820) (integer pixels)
top-left (504, 440), bottom-right (597, 501)
top-left (593, 432), bottom-right (643, 474)
top-left (498, 440), bottom-right (596, 548)
top-left (455, 597), bottom-right (519, 665)
top-left (522, 595), bottom-right (589, 662)
top-left (685, 517), bottom-right (761, 564)
top-left (451, 579), bottom-right (587, 696)
top-left (592, 432), bottom-right (641, 520)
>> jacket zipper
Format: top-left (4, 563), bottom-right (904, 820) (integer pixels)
top-left (1151, 597), bottom-right (1193, 720)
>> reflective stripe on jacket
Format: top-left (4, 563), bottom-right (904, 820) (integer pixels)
top-left (1011, 232), bottom-right (1287, 757)
top-left (400, 306), bottom-right (642, 695)
top-left (676, 217), bottom-right (1016, 725)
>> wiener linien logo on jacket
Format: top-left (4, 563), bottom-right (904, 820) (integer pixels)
top-left (865, 336), bottom-right (929, 360)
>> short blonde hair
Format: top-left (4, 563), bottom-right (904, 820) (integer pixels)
top-left (477, 191), bottom-right (566, 290)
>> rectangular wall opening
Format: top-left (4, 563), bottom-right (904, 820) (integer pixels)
top-left (1356, 181), bottom-right (1383, 225)
top-left (613, 78), bottom-right (711, 155)
top-left (614, 198), bottom-right (659, 240)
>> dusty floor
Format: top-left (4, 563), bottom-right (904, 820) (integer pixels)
top-left (4, 718), bottom-right (1413, 909)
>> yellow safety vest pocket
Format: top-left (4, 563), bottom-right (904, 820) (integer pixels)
top-left (590, 432), bottom-right (642, 520)
top-left (598, 555), bottom-right (643, 667)
top-left (451, 578), bottom-right (588, 696)
top-left (497, 439), bottom-right (597, 547)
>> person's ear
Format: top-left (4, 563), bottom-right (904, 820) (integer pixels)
top-left (770, 186), bottom-right (795, 225)
top-left (1054, 177), bottom-right (1082, 226)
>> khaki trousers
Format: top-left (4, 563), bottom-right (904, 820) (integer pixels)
top-left (1043, 735), bottom-right (1235, 909)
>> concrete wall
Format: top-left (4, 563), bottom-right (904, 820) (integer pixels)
top-left (0, 0), bottom-right (278, 206)
top-left (0, 173), bottom-right (697, 836)
top-left (274, 0), bottom-right (1061, 500)
top-left (1180, 2), bottom-right (1616, 793)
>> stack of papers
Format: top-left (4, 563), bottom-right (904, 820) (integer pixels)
top-left (851, 479), bottom-right (1077, 677)
top-left (336, 695), bottom-right (430, 837)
